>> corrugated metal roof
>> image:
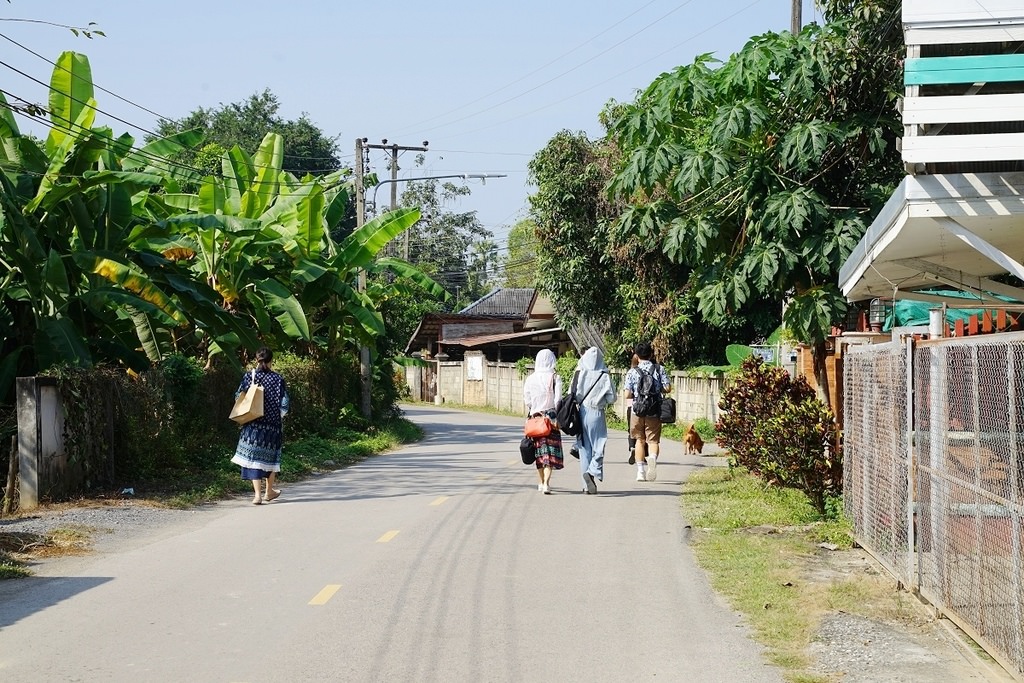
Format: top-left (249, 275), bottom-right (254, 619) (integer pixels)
top-left (458, 288), bottom-right (536, 317)
top-left (566, 319), bottom-right (606, 355)
top-left (440, 327), bottom-right (563, 348)
top-left (404, 313), bottom-right (519, 355)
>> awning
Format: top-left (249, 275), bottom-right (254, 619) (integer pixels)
top-left (440, 327), bottom-right (563, 348)
top-left (840, 172), bottom-right (1024, 304)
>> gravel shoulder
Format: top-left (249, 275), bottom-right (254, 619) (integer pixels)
top-left (799, 543), bottom-right (1017, 682)
top-left (0, 499), bottom-right (221, 576)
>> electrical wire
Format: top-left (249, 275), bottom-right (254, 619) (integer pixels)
top-left (396, 0), bottom-right (700, 139)
top-left (394, 0), bottom-right (663, 133)
top-left (0, 31), bottom-right (169, 121)
top-left (437, 0), bottom-right (767, 142)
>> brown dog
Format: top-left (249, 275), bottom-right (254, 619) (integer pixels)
top-left (683, 424), bottom-right (704, 455)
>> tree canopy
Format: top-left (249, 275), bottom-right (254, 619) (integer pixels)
top-left (528, 0), bottom-right (902, 373)
top-left (396, 174), bottom-right (494, 311)
top-left (607, 4), bottom-right (902, 347)
top-left (152, 89), bottom-right (341, 179)
top-left (500, 218), bottom-right (542, 288)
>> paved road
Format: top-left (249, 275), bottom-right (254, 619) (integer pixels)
top-left (0, 405), bottom-right (783, 682)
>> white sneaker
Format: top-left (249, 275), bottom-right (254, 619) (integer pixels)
top-left (647, 455), bottom-right (658, 481)
top-left (542, 484), bottom-right (551, 494)
top-left (636, 468), bottom-right (646, 482)
top-left (538, 483), bottom-right (544, 492)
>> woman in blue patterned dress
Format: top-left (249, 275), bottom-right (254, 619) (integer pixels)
top-left (522, 349), bottom-right (563, 494)
top-left (230, 347), bottom-right (290, 505)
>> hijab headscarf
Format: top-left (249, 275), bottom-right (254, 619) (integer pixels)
top-left (523, 349), bottom-right (561, 414)
top-left (534, 348), bottom-right (556, 373)
top-left (574, 347), bottom-right (615, 409)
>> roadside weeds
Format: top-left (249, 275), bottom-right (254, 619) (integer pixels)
top-left (682, 466), bottom-right (1012, 683)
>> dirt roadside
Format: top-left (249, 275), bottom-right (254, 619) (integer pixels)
top-left (798, 541), bottom-right (1018, 682)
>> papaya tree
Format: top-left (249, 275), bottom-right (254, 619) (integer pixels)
top-left (605, 3), bottom-right (903, 401)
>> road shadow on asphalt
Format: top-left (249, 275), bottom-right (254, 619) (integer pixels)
top-left (272, 405), bottom-right (734, 504)
top-left (0, 576), bottom-right (112, 630)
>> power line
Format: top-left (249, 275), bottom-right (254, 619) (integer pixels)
top-left (0, 31), bottom-right (169, 121)
top-left (393, 0), bottom-right (663, 133)
top-left (440, 0), bottom-right (767, 142)
top-left (0, 41), bottom-right (353, 168)
top-left (396, 0), bottom-right (699, 139)
top-left (1, 86), bottom-right (357, 185)
top-left (0, 57), bottom-right (164, 139)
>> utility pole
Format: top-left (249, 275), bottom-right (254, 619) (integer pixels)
top-left (354, 137), bottom-right (371, 418)
top-left (361, 140), bottom-right (429, 259)
top-left (791, 0), bottom-right (802, 34)
top-left (353, 138), bottom-right (428, 417)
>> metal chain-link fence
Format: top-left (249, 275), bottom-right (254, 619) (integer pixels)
top-left (915, 335), bottom-right (1024, 675)
top-left (844, 333), bottom-right (1024, 677)
top-left (843, 341), bottom-right (911, 581)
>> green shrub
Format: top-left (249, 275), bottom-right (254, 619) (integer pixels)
top-left (693, 416), bottom-right (716, 441)
top-left (716, 356), bottom-right (842, 514)
top-left (555, 350), bottom-right (578, 392)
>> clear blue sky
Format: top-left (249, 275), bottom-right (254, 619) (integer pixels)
top-left (2, 0), bottom-right (821, 250)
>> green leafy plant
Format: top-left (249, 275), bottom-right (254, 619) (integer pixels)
top-left (554, 349), bottom-right (578, 393)
top-left (514, 357), bottom-right (532, 379)
top-left (716, 356), bottom-right (842, 514)
top-left (693, 416), bottom-right (716, 441)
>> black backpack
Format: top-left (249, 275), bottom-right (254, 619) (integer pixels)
top-left (631, 365), bottom-right (663, 418)
top-left (555, 371), bottom-right (602, 436)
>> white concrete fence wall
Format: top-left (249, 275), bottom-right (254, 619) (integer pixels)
top-left (422, 359), bottom-right (726, 425)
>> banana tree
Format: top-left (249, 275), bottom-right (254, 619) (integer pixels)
top-left (0, 52), bottom-right (203, 398)
top-left (141, 134), bottom-right (446, 361)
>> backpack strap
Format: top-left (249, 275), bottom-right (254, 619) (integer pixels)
top-left (580, 371), bottom-right (604, 403)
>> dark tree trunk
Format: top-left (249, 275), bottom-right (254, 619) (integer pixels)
top-left (811, 339), bottom-right (832, 412)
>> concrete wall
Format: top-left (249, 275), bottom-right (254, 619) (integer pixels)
top-left (432, 359), bottom-right (726, 425)
top-left (16, 377), bottom-right (69, 509)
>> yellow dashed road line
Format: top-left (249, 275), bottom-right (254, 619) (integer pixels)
top-left (429, 496), bottom-right (449, 506)
top-left (376, 530), bottom-right (400, 543)
top-left (308, 584), bottom-right (341, 605)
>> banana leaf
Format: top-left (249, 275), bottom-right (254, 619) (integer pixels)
top-left (0, 92), bottom-right (22, 163)
top-left (222, 146), bottom-right (252, 214)
top-left (36, 317), bottom-right (92, 368)
top-left (0, 347), bottom-right (22, 403)
top-left (123, 128), bottom-right (203, 170)
top-left (255, 278), bottom-right (310, 340)
top-left (335, 208), bottom-right (420, 270)
top-left (240, 134), bottom-right (283, 218)
top-left (42, 249), bottom-right (70, 313)
top-left (26, 98), bottom-right (98, 213)
top-left (375, 257), bottom-right (448, 299)
top-left (90, 257), bottom-right (187, 324)
top-left (199, 176), bottom-right (226, 214)
top-left (46, 52), bottom-right (93, 156)
top-left (292, 259), bottom-right (329, 284)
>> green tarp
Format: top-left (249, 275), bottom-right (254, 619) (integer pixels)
top-left (884, 289), bottom-right (1019, 330)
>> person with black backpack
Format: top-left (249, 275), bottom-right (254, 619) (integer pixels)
top-left (623, 341), bottom-right (671, 482)
top-left (571, 347), bottom-right (616, 494)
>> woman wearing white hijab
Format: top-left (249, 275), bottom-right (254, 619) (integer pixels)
top-left (572, 347), bottom-right (616, 494)
top-left (523, 349), bottom-right (564, 493)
